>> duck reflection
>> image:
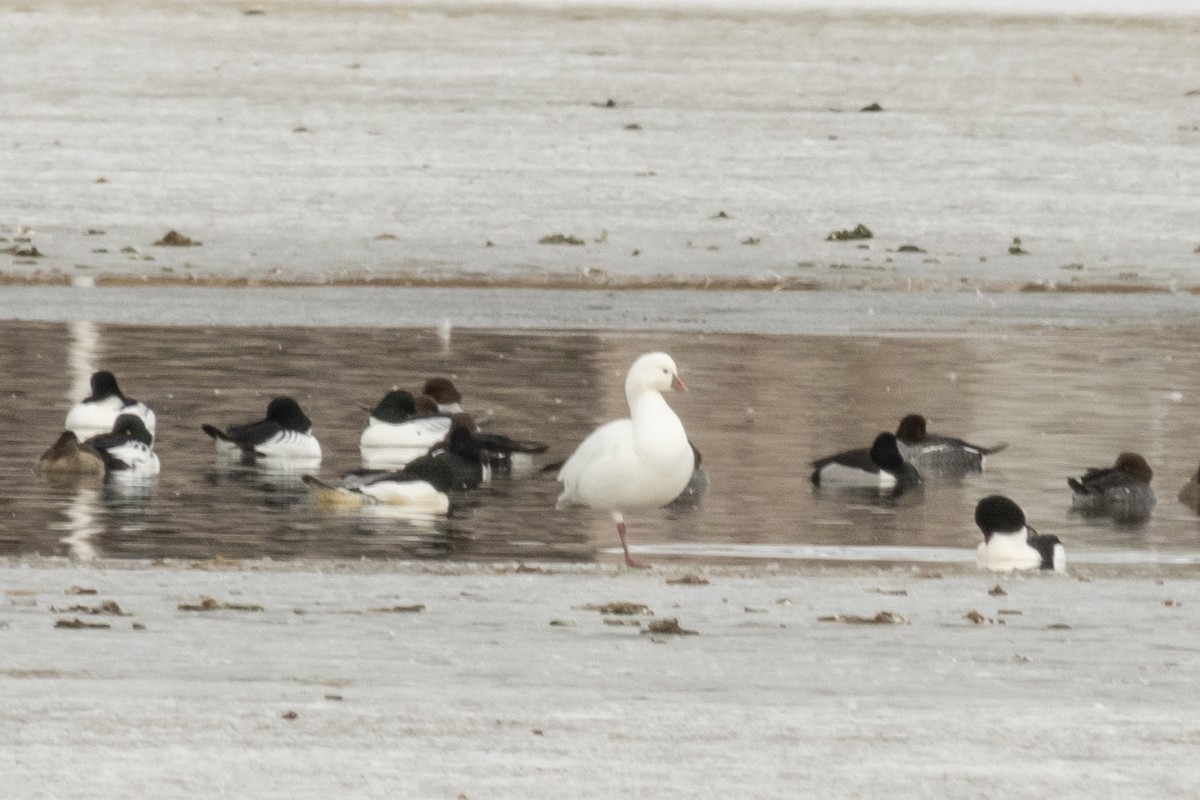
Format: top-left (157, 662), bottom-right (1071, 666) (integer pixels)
top-left (50, 488), bottom-right (102, 561)
top-left (204, 458), bottom-right (312, 507)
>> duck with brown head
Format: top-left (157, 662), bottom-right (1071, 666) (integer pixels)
top-left (894, 413), bottom-right (1007, 479)
top-left (1067, 452), bottom-right (1156, 524)
top-left (1179, 463), bottom-right (1200, 513)
top-left (36, 430), bottom-right (106, 483)
top-left (422, 377), bottom-right (463, 414)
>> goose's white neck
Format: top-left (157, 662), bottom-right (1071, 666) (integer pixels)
top-left (628, 385), bottom-right (672, 419)
top-left (629, 388), bottom-right (686, 458)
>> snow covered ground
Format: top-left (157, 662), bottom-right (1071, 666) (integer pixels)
top-left (3, 0), bottom-right (1198, 292)
top-left (2, 557), bottom-right (1199, 798)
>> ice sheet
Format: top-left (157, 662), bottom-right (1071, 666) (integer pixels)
top-left (2, 557), bottom-right (1199, 798)
top-left (3, 2), bottom-right (1198, 293)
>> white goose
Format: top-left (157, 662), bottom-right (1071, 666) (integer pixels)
top-left (556, 352), bottom-right (695, 567)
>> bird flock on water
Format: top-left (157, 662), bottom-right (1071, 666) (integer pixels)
top-left (37, 352), bottom-right (1170, 571)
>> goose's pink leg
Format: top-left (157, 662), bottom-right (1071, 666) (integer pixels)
top-left (613, 512), bottom-right (646, 568)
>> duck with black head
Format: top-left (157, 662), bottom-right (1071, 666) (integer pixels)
top-left (202, 396), bottom-right (321, 464)
top-left (427, 413), bottom-right (490, 490)
top-left (304, 455), bottom-right (454, 514)
top-left (359, 388), bottom-right (453, 466)
top-left (974, 495), bottom-right (1065, 573)
top-left (810, 432), bottom-right (921, 496)
top-left (86, 414), bottom-right (161, 477)
top-left (65, 370), bottom-right (157, 441)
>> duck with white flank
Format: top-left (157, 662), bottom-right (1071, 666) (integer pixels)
top-left (974, 495), bottom-right (1065, 573)
top-left (201, 396), bottom-right (321, 464)
top-left (303, 456), bottom-right (453, 514)
top-left (359, 389), bottom-right (452, 459)
top-left (86, 414), bottom-right (161, 477)
top-left (472, 428), bottom-right (549, 473)
top-left (1067, 452), bottom-right (1156, 523)
top-left (894, 413), bottom-right (1007, 478)
top-left (810, 432), bottom-right (921, 495)
top-left (65, 370), bottom-right (157, 441)
top-left (36, 431), bottom-right (105, 479)
top-left (556, 352), bottom-right (694, 568)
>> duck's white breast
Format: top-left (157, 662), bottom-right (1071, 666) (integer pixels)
top-left (359, 416), bottom-right (451, 450)
top-left (66, 399), bottom-right (156, 439)
top-left (976, 533), bottom-right (1041, 572)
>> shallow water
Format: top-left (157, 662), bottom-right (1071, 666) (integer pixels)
top-left (4, 318), bottom-right (1200, 566)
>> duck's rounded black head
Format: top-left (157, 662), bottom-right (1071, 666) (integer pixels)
top-left (265, 397), bottom-right (312, 431)
top-left (112, 414), bottom-right (152, 445)
top-left (88, 370), bottom-right (124, 400)
top-left (975, 495), bottom-right (1025, 537)
top-left (372, 390), bottom-right (416, 423)
top-left (869, 433), bottom-right (906, 472)
top-left (895, 414), bottom-right (927, 445)
top-left (446, 412), bottom-right (481, 457)
top-left (402, 455), bottom-right (454, 494)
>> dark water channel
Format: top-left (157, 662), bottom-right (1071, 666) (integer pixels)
top-left (3, 319), bottom-right (1200, 567)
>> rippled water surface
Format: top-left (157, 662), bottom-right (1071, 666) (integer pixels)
top-left (4, 319), bottom-right (1200, 566)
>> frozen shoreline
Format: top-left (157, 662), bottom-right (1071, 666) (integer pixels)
top-left (4, 3), bottom-right (1198, 293)
top-left (6, 284), bottom-right (1200, 333)
top-left (2, 556), bottom-right (1199, 798)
